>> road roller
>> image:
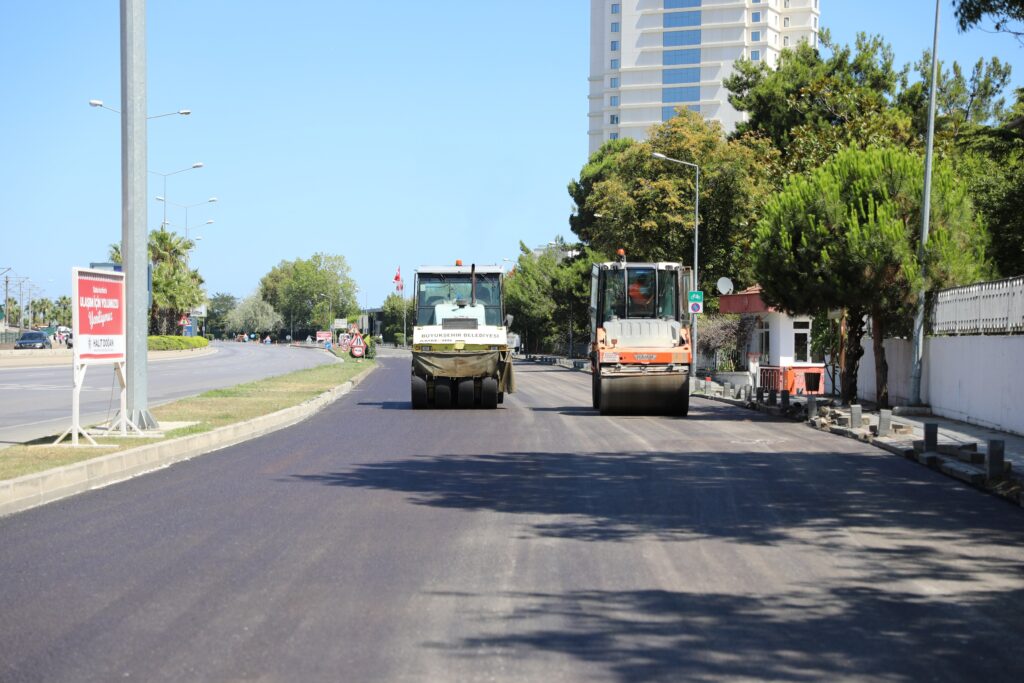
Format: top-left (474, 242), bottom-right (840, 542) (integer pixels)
top-left (589, 255), bottom-right (692, 416)
top-left (410, 262), bottom-right (515, 409)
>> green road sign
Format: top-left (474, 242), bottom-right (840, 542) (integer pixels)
top-left (688, 291), bottom-right (704, 303)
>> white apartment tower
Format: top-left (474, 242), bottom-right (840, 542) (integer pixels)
top-left (589, 0), bottom-right (821, 154)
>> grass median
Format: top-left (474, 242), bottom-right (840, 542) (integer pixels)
top-left (0, 358), bottom-right (375, 481)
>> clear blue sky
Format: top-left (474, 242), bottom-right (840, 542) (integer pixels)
top-left (2, 1), bottom-right (1020, 308)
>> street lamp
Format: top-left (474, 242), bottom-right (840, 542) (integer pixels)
top-left (652, 151), bottom-right (701, 369)
top-left (150, 164), bottom-right (204, 227)
top-left (89, 99), bottom-right (191, 119)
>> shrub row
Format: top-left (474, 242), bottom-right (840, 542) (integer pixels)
top-left (148, 335), bottom-right (211, 351)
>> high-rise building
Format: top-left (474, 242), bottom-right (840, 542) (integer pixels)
top-left (588, 0), bottom-right (821, 154)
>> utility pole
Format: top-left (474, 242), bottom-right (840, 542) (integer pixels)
top-left (910, 0), bottom-right (941, 406)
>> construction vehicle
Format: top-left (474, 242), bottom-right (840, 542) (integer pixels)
top-left (410, 262), bottom-right (515, 409)
top-left (590, 254), bottom-right (692, 415)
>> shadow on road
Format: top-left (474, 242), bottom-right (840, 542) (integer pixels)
top-left (422, 585), bottom-right (1024, 681)
top-left (288, 447), bottom-right (1024, 679)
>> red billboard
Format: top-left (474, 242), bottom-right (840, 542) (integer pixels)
top-left (73, 267), bottom-right (126, 364)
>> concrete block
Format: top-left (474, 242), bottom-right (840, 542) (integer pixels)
top-left (987, 440), bottom-right (1005, 480)
top-left (756, 387), bottom-right (764, 403)
top-left (940, 460), bottom-right (986, 486)
top-left (892, 422), bottom-right (913, 435)
top-left (877, 409), bottom-right (892, 437)
top-left (924, 423), bottom-right (939, 452)
top-left (768, 389), bottom-right (777, 406)
top-left (781, 390), bottom-right (790, 409)
top-left (850, 404), bottom-right (862, 430)
top-left (807, 396), bottom-right (818, 419)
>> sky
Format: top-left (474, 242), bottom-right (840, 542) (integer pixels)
top-left (2, 1), bottom-right (1021, 309)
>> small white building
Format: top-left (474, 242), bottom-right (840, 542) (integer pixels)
top-left (719, 285), bottom-right (825, 395)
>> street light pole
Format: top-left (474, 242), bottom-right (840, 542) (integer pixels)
top-left (911, 0), bottom-right (942, 406)
top-left (653, 152), bottom-right (700, 370)
top-left (150, 163), bottom-right (204, 228)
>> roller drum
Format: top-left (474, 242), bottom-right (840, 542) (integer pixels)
top-left (598, 371), bottom-right (689, 415)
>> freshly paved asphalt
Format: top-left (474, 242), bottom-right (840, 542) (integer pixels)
top-left (2, 353), bottom-right (1024, 681)
top-left (0, 341), bottom-right (336, 445)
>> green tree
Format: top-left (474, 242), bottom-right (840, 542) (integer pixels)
top-left (52, 296), bottom-right (72, 328)
top-left (259, 253), bottom-right (359, 337)
top-left (569, 110), bottom-right (777, 294)
top-left (753, 146), bottom-right (991, 407)
top-left (504, 242), bottom-right (559, 354)
top-left (380, 292), bottom-right (414, 344)
top-left (955, 0), bottom-right (1024, 41)
top-left (224, 293), bottom-right (283, 336)
top-left (205, 292), bottom-right (238, 338)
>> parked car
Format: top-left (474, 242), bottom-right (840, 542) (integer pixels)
top-left (14, 331), bottom-right (52, 350)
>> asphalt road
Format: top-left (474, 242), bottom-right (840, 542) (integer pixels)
top-left (2, 354), bottom-right (1024, 682)
top-left (0, 341), bottom-right (337, 445)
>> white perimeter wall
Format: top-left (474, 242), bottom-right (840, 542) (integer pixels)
top-left (858, 336), bottom-right (1024, 436)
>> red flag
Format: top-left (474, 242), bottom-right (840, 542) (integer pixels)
top-left (394, 267), bottom-right (403, 292)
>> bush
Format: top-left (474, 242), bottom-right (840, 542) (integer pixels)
top-left (364, 335), bottom-right (376, 359)
top-left (148, 335), bottom-right (211, 351)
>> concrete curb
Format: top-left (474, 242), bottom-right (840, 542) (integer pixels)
top-left (0, 346), bottom-right (217, 369)
top-left (698, 391), bottom-right (1024, 508)
top-left (0, 364), bottom-right (376, 517)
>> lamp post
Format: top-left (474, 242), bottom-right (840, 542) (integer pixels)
top-left (652, 152), bottom-right (700, 369)
top-left (150, 164), bottom-right (204, 228)
top-left (156, 196), bottom-right (216, 265)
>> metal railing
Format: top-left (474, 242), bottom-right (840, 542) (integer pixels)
top-left (931, 275), bottom-right (1024, 335)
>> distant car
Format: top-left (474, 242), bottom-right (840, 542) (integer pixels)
top-left (14, 331), bottom-right (52, 350)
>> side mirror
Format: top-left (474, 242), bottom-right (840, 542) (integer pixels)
top-left (505, 314), bottom-right (514, 327)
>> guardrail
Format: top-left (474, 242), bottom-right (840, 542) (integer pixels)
top-left (931, 275), bottom-right (1024, 335)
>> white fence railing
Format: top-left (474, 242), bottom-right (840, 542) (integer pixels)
top-left (931, 275), bottom-right (1024, 335)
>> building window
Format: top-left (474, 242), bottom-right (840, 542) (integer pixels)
top-left (610, 114), bottom-right (619, 124)
top-left (750, 49), bottom-right (760, 61)
top-left (752, 11), bottom-right (761, 23)
top-left (611, 40), bottom-right (620, 51)
top-left (663, 48), bottom-right (700, 65)
top-left (758, 319), bottom-right (770, 364)
top-left (814, 0), bottom-right (819, 7)
top-left (751, 30), bottom-right (760, 41)
top-left (611, 22), bottom-right (620, 32)
top-left (794, 321), bottom-right (810, 362)
top-left (664, 11), bottom-right (701, 28)
top-left (663, 30), bottom-right (701, 47)
top-left (783, 16), bottom-right (790, 27)
top-left (610, 95), bottom-right (620, 106)
top-left (783, 36), bottom-right (790, 47)
top-left (611, 3), bottom-right (620, 13)
top-left (813, 16), bottom-right (818, 28)
top-left (610, 132), bottom-right (619, 140)
top-left (663, 86), bottom-right (700, 102)
top-left (665, 0), bottom-right (701, 8)
top-left (784, 0), bottom-right (790, 6)
top-left (662, 106), bottom-right (677, 121)
top-left (611, 58), bottom-right (620, 69)
top-left (663, 67), bottom-right (699, 84)
top-left (610, 76), bottom-right (620, 88)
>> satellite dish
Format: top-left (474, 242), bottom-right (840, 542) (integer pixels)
top-left (717, 277), bottom-right (734, 295)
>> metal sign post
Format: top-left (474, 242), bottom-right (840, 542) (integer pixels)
top-left (55, 267), bottom-right (141, 446)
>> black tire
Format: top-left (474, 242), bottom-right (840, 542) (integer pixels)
top-left (677, 385), bottom-right (690, 417)
top-left (592, 368), bottom-right (601, 410)
top-left (457, 378), bottom-right (476, 408)
top-left (481, 377), bottom-right (498, 409)
top-left (411, 375), bottom-right (428, 409)
top-left (434, 381), bottom-right (452, 409)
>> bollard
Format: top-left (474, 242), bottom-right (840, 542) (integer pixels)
top-left (744, 385), bottom-right (753, 401)
top-left (781, 390), bottom-right (790, 409)
top-left (768, 389), bottom-right (777, 406)
top-left (924, 423), bottom-right (939, 452)
top-left (850, 404), bottom-right (862, 429)
top-left (877, 409), bottom-right (892, 437)
top-left (807, 396), bottom-right (818, 419)
top-left (756, 387), bottom-right (764, 403)
top-left (986, 440), bottom-right (1005, 479)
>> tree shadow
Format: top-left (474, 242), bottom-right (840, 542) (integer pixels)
top-left (423, 586), bottom-right (1024, 681)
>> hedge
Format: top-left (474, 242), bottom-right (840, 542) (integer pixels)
top-left (148, 335), bottom-right (211, 351)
